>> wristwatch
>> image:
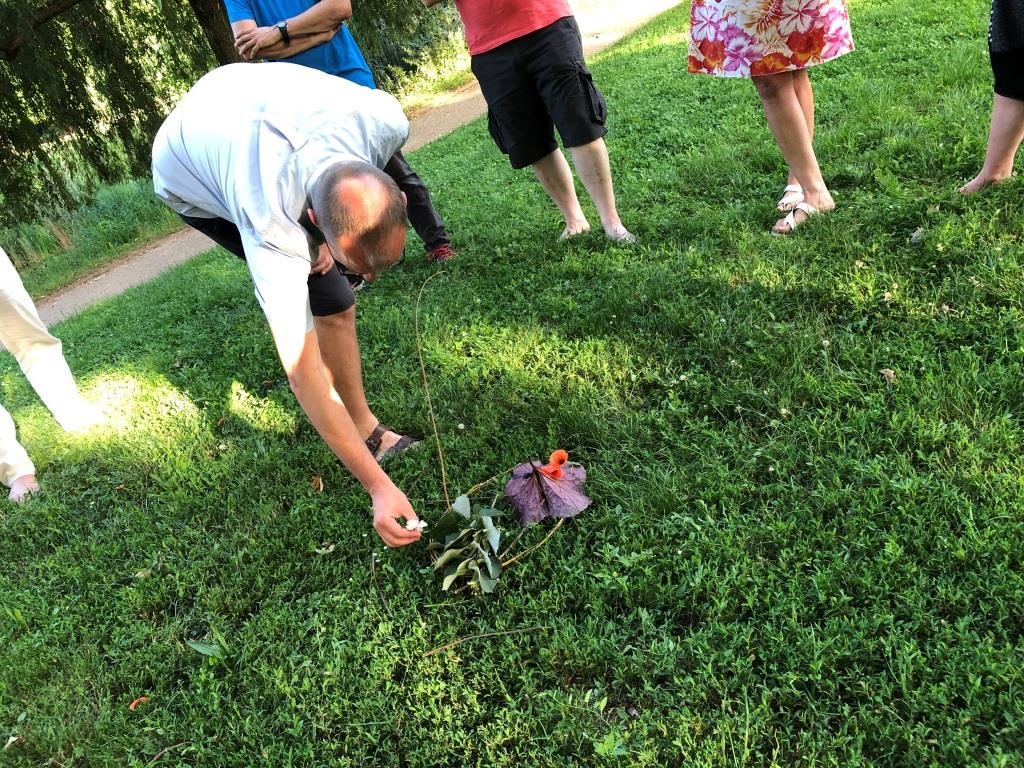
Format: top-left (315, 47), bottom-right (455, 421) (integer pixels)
top-left (276, 20), bottom-right (291, 46)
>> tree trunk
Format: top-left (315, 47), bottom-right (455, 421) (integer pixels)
top-left (187, 0), bottom-right (240, 65)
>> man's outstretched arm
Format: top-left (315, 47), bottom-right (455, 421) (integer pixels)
top-left (270, 322), bottom-right (422, 548)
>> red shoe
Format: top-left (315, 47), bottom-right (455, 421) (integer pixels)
top-left (427, 243), bottom-right (456, 263)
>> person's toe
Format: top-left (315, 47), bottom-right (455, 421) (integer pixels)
top-left (9, 474), bottom-right (39, 502)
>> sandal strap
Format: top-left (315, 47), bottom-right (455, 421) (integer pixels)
top-left (364, 423), bottom-right (390, 456)
top-left (782, 184), bottom-right (803, 194)
top-left (365, 423), bottom-right (421, 463)
top-left (381, 434), bottom-right (420, 459)
top-left (776, 201), bottom-right (820, 234)
top-left (780, 210), bottom-right (800, 232)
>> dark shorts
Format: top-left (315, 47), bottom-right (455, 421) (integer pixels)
top-left (180, 214), bottom-right (355, 316)
top-left (471, 16), bottom-right (609, 169)
top-left (990, 0), bottom-right (1024, 101)
top-left (991, 48), bottom-right (1024, 101)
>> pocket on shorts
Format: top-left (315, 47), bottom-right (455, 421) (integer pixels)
top-left (487, 108), bottom-right (510, 154)
top-left (578, 66), bottom-right (607, 125)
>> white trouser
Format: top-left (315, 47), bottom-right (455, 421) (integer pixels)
top-left (0, 247), bottom-right (89, 487)
top-left (0, 403), bottom-right (34, 488)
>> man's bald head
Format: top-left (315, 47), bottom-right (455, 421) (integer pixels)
top-left (311, 161), bottom-right (408, 273)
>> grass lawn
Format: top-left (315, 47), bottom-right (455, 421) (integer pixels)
top-left (2, 0), bottom-right (1023, 764)
top-left (3, 179), bottom-right (184, 300)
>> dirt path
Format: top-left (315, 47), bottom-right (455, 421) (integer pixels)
top-left (37, 0), bottom-right (681, 326)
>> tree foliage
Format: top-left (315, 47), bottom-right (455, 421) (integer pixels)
top-left (0, 0), bottom-right (215, 227)
top-left (0, 0), bottom-right (461, 230)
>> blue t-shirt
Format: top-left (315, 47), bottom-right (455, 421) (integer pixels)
top-left (223, 0), bottom-right (376, 89)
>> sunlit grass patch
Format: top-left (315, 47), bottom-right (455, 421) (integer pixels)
top-left (3, 0), bottom-right (1024, 765)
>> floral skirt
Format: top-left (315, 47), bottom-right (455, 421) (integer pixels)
top-left (688, 0), bottom-right (855, 78)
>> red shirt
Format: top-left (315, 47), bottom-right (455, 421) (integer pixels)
top-left (454, 0), bottom-right (573, 55)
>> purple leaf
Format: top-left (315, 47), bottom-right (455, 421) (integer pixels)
top-left (505, 460), bottom-right (592, 526)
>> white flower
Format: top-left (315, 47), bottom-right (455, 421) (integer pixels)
top-left (779, 0), bottom-right (819, 35)
top-left (405, 520), bottom-right (428, 531)
top-left (692, 4), bottom-right (722, 40)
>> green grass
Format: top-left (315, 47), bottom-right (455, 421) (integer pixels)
top-left (2, 0), bottom-right (1023, 765)
top-left (1, 179), bottom-right (183, 299)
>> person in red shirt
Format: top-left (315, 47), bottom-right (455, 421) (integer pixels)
top-left (422, 0), bottom-right (635, 243)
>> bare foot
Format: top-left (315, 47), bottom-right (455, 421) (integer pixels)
top-left (9, 474), bottom-right (39, 502)
top-left (363, 423), bottom-right (420, 463)
top-left (605, 225), bottom-right (637, 244)
top-left (371, 428), bottom-right (403, 459)
top-left (559, 219), bottom-right (591, 240)
top-left (960, 173), bottom-right (1010, 195)
top-left (772, 201), bottom-right (836, 235)
top-left (773, 190), bottom-right (835, 234)
top-left (776, 184), bottom-right (804, 212)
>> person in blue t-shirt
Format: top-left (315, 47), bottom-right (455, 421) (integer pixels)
top-left (223, 0), bottom-right (457, 263)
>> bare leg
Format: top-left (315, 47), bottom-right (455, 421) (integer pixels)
top-left (313, 308), bottom-right (402, 456)
top-left (753, 71), bottom-right (834, 232)
top-left (567, 138), bottom-right (633, 241)
top-left (961, 94), bottom-right (1024, 194)
top-left (531, 148), bottom-right (591, 238)
top-left (788, 68), bottom-right (816, 188)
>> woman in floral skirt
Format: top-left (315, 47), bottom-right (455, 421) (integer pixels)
top-left (688, 0), bottom-right (855, 233)
top-left (960, 0), bottom-right (1024, 194)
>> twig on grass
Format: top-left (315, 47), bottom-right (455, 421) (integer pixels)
top-left (144, 741), bottom-right (189, 767)
top-left (414, 271), bottom-right (450, 510)
top-left (498, 525), bottom-right (528, 560)
top-left (424, 625), bottom-right (546, 657)
top-left (501, 519), bottom-right (565, 568)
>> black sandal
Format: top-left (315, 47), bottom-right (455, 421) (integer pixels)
top-left (364, 423), bottom-right (421, 463)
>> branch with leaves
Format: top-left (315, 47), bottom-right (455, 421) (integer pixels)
top-left (1, 0), bottom-right (91, 61)
top-left (424, 450), bottom-right (592, 594)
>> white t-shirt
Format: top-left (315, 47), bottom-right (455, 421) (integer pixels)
top-left (152, 62), bottom-right (409, 341)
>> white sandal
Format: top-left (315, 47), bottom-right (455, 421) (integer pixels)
top-left (776, 184), bottom-right (804, 212)
top-left (772, 201), bottom-right (819, 235)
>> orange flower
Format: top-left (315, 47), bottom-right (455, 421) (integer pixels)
top-left (539, 449), bottom-right (569, 480)
top-left (129, 696), bottom-right (150, 711)
top-left (698, 39), bottom-right (726, 71)
top-left (786, 28), bottom-right (825, 65)
top-left (750, 52), bottom-right (793, 76)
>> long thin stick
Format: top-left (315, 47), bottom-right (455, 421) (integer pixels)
top-left (145, 742), bottom-right (189, 767)
top-left (460, 463), bottom-right (516, 503)
top-left (424, 625), bottom-right (546, 657)
top-left (501, 519), bottom-right (564, 568)
top-left (414, 271), bottom-right (450, 510)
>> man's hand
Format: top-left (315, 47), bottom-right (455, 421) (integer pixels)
top-left (310, 243), bottom-right (335, 275)
top-left (371, 483), bottom-right (423, 547)
top-left (234, 25), bottom-right (283, 60)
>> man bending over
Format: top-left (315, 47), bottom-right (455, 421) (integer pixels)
top-left (152, 62), bottom-right (422, 547)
